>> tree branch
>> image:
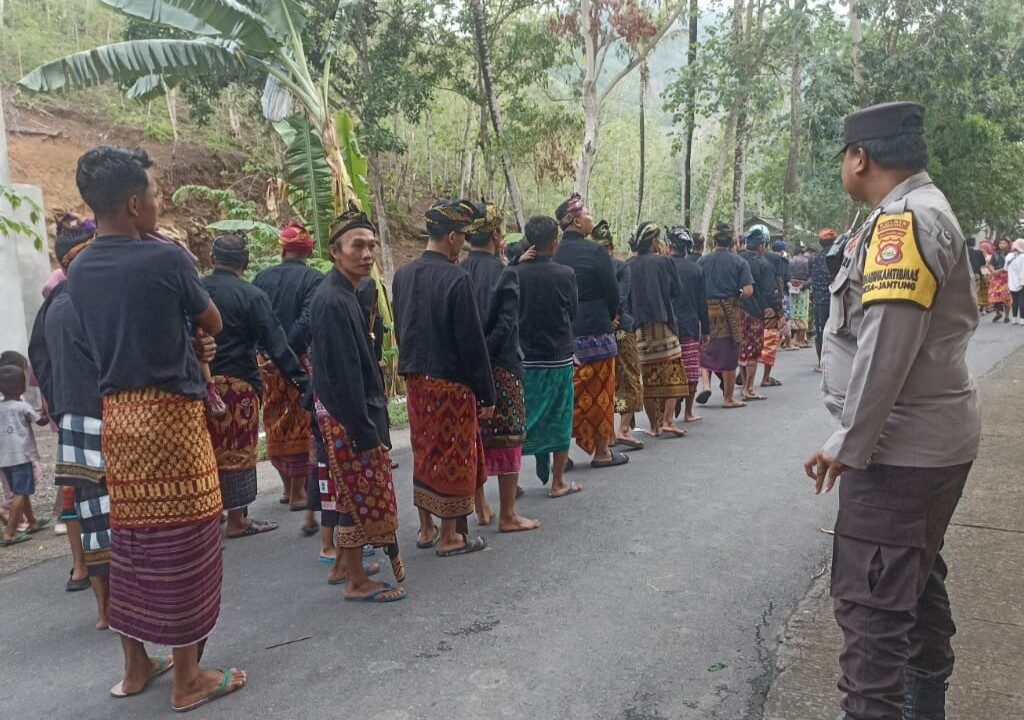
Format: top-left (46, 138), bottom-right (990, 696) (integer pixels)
top-left (597, 0), bottom-right (688, 104)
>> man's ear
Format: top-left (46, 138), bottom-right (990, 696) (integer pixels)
top-left (126, 193), bottom-right (140, 218)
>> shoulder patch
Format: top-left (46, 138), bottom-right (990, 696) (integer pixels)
top-left (861, 211), bottom-right (938, 309)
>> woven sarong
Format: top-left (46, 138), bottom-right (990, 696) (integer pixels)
top-left (614, 329), bottom-right (644, 414)
top-left (480, 366), bottom-right (525, 476)
top-left (572, 357), bottom-right (615, 455)
top-left (102, 389), bottom-right (221, 530)
top-left (702, 298), bottom-right (742, 372)
top-left (75, 483), bottom-right (110, 576)
top-left (260, 356), bottom-right (311, 478)
top-left (738, 311), bottom-right (765, 366)
top-left (205, 376), bottom-right (260, 510)
top-left (522, 363), bottom-right (574, 483)
top-left (637, 322), bottom-right (688, 400)
top-left (108, 518), bottom-right (222, 647)
top-left (789, 289), bottom-right (810, 330)
top-left (762, 309), bottom-right (781, 367)
top-left (977, 275), bottom-right (990, 307)
top-left (988, 269), bottom-right (1011, 305)
top-left (314, 399), bottom-right (398, 548)
top-left (406, 375), bottom-right (485, 518)
top-left (680, 338), bottom-right (702, 385)
top-left (55, 414), bottom-right (105, 487)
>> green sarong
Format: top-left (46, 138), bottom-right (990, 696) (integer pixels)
top-left (522, 364), bottom-right (574, 483)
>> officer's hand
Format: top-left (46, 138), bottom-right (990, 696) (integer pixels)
top-left (803, 449), bottom-right (846, 494)
top-left (478, 405), bottom-right (495, 420)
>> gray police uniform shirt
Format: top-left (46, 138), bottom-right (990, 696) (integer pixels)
top-left (821, 172), bottom-right (980, 469)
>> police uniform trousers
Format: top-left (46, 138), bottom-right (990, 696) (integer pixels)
top-left (831, 462), bottom-right (971, 720)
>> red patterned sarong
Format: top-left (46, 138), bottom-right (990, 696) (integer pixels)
top-left (480, 366), bottom-right (525, 476)
top-left (572, 357), bottom-right (616, 455)
top-left (406, 375), bottom-right (485, 518)
top-left (738, 311), bottom-right (764, 366)
top-left (680, 338), bottom-right (702, 385)
top-left (206, 376), bottom-right (260, 510)
top-left (761, 309), bottom-right (781, 367)
top-left (260, 356), bottom-right (311, 478)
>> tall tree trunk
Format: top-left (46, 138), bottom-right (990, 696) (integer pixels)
top-left (782, 0), bottom-right (805, 233)
top-left (700, 109), bottom-right (737, 238)
top-left (368, 151), bottom-right (395, 288)
top-left (682, 0), bottom-right (699, 226)
top-left (850, 0), bottom-right (864, 89)
top-left (574, 0), bottom-right (601, 199)
top-left (636, 61), bottom-right (648, 226)
top-left (730, 0), bottom-right (748, 234)
top-left (469, 0), bottom-right (526, 229)
top-left (458, 101), bottom-right (476, 197)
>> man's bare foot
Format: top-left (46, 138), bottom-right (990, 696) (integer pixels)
top-left (642, 428), bottom-right (662, 437)
top-left (548, 482), bottom-right (583, 498)
top-left (417, 524), bottom-right (439, 547)
top-left (170, 667), bottom-right (247, 711)
top-left (684, 413), bottom-right (702, 422)
top-left (660, 424), bottom-right (687, 437)
top-left (476, 508), bottom-right (494, 527)
top-left (96, 614), bottom-right (109, 631)
top-left (343, 579), bottom-right (406, 601)
top-left (117, 654), bottom-right (170, 696)
top-left (591, 450), bottom-right (614, 462)
top-left (498, 514), bottom-right (541, 533)
top-left (722, 399), bottom-right (747, 408)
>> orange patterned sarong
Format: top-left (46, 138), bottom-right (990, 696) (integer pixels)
top-left (572, 357), bottom-right (616, 455)
top-left (102, 388), bottom-right (222, 530)
top-left (260, 357), bottom-right (311, 476)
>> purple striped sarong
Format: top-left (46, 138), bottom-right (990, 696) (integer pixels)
top-left (108, 517), bottom-right (222, 647)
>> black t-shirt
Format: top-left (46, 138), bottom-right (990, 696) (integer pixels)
top-left (67, 235), bottom-right (210, 399)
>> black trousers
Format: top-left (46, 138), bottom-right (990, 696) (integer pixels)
top-left (1011, 289), bottom-right (1023, 319)
top-left (831, 463), bottom-right (971, 720)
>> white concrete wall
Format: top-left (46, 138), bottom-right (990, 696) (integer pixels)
top-left (0, 183), bottom-right (49, 356)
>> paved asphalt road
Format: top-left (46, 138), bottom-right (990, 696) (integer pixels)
top-left (5, 322), bottom-right (1023, 720)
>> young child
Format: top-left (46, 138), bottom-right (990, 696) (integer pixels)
top-left (0, 364), bottom-right (51, 545)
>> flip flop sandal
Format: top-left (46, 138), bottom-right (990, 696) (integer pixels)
top-left (300, 522), bottom-right (319, 537)
top-left (436, 534), bottom-right (488, 557)
top-left (613, 437), bottom-right (645, 451)
top-left (278, 497), bottom-right (289, 504)
top-left (548, 482), bottom-right (583, 498)
top-left (327, 562), bottom-right (381, 585)
top-left (317, 553), bottom-right (337, 565)
top-left (416, 529), bottom-right (440, 549)
top-left (696, 390), bottom-right (712, 405)
top-left (761, 379), bottom-right (783, 387)
top-left (171, 668), bottom-right (243, 712)
top-left (27, 518), bottom-right (53, 534)
top-left (743, 394), bottom-right (767, 401)
top-left (111, 656), bottom-right (175, 698)
top-left (722, 402), bottom-right (747, 409)
top-left (590, 451), bottom-right (629, 468)
top-left (1, 532), bottom-right (30, 546)
top-left (343, 582), bottom-right (407, 603)
top-left (227, 519), bottom-right (279, 538)
top-left (66, 571), bottom-right (91, 592)
top-left (659, 428), bottom-right (687, 438)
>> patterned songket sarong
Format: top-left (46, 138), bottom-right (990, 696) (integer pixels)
top-left (977, 275), bottom-right (990, 308)
top-left (738, 311), bottom-right (765, 366)
top-left (480, 366), bottom-right (526, 476)
top-left (314, 399), bottom-right (399, 548)
top-left (790, 289), bottom-right (810, 331)
top-left (522, 363), bottom-right (574, 483)
top-left (260, 357), bottom-right (312, 479)
top-left (572, 357), bottom-right (616, 455)
top-left (988, 269), bottom-right (1011, 306)
top-left (761, 309), bottom-right (781, 367)
top-left (680, 338), bottom-right (702, 386)
top-left (636, 322), bottom-right (688, 400)
top-left (102, 388), bottom-right (223, 647)
top-left (406, 375), bottom-right (486, 518)
top-left (614, 330), bottom-right (644, 414)
top-left (702, 299), bottom-right (742, 373)
top-left (205, 376), bottom-right (260, 510)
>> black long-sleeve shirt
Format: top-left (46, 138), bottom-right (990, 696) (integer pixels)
top-left (356, 276), bottom-right (386, 362)
top-left (739, 250), bottom-right (780, 316)
top-left (611, 257), bottom-right (635, 332)
top-left (28, 283), bottom-right (102, 419)
top-left (628, 251), bottom-right (681, 327)
top-left (670, 253), bottom-right (710, 340)
top-left (461, 250), bottom-right (523, 376)
top-left (514, 256), bottom-right (578, 364)
top-left (309, 269), bottom-right (391, 452)
top-left (553, 231), bottom-right (619, 337)
top-left (202, 269), bottom-right (307, 396)
top-left (252, 259), bottom-right (324, 356)
top-left (392, 250), bottom-right (495, 406)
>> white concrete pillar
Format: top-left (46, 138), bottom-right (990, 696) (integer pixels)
top-left (0, 183), bottom-right (49, 356)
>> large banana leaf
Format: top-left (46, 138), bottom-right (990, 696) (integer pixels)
top-left (260, 0), bottom-right (308, 43)
top-left (335, 110), bottom-right (372, 214)
top-left (273, 114), bottom-right (334, 254)
top-left (18, 38), bottom-right (246, 94)
top-left (100, 0), bottom-right (280, 54)
top-left (261, 73), bottom-right (293, 121)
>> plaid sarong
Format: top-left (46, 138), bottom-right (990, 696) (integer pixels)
top-left (76, 483), bottom-right (111, 576)
top-left (56, 414), bottom-right (105, 487)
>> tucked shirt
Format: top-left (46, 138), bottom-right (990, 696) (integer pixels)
top-left (67, 235), bottom-right (210, 399)
top-left (461, 250), bottom-right (523, 376)
top-left (252, 259), bottom-right (324, 356)
top-left (0, 399), bottom-right (40, 467)
top-left (514, 256), bottom-right (579, 364)
top-left (393, 250), bottom-right (496, 406)
top-left (553, 231), bottom-right (619, 337)
top-left (612, 257), bottom-right (635, 332)
top-left (670, 253), bottom-right (711, 340)
top-left (28, 283), bottom-right (102, 419)
top-left (310, 269), bottom-right (390, 452)
top-left (628, 251), bottom-right (681, 327)
top-left (202, 269), bottom-right (307, 397)
top-left (698, 249), bottom-right (754, 299)
top-left (822, 171), bottom-right (980, 469)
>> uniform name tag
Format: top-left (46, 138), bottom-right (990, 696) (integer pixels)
top-left (861, 211), bottom-right (938, 309)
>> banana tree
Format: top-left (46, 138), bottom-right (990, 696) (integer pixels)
top-left (17, 0), bottom-right (359, 251)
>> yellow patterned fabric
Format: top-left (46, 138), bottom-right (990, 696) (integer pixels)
top-left (102, 388), bottom-right (222, 530)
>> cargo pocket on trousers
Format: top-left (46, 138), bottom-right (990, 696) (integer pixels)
top-left (830, 500), bottom-right (927, 612)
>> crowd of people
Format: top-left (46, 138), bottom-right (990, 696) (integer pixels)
top-left (968, 235), bottom-right (1024, 323)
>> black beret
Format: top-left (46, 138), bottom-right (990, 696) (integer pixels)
top-left (843, 101), bottom-right (925, 148)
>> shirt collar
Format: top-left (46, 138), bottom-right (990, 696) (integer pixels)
top-left (468, 250), bottom-right (497, 260)
top-left (878, 171), bottom-right (933, 208)
top-left (422, 249), bottom-right (452, 263)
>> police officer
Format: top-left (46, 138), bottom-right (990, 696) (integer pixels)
top-left (804, 102), bottom-right (980, 720)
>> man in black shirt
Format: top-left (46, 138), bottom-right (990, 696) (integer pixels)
top-left (202, 235), bottom-right (307, 539)
top-left (462, 203), bottom-right (540, 532)
top-left (738, 228), bottom-right (776, 401)
top-left (553, 193), bottom-right (627, 469)
top-left (665, 227), bottom-right (710, 422)
top-left (965, 237), bottom-right (987, 313)
top-left (515, 216), bottom-right (581, 496)
top-left (393, 199), bottom-right (494, 557)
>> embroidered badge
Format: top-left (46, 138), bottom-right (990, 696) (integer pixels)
top-left (861, 211), bottom-right (938, 309)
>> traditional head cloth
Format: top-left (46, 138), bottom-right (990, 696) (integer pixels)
top-left (629, 221), bottom-right (661, 254)
top-left (466, 201), bottom-right (504, 240)
top-left (980, 240), bottom-right (995, 255)
top-left (665, 225), bottom-right (694, 255)
top-left (591, 220), bottom-right (613, 248)
top-left (279, 221), bottom-right (315, 253)
top-left (555, 192), bottom-right (585, 230)
top-left (1012, 238), bottom-right (1024, 254)
top-left (330, 202), bottom-right (376, 244)
top-left (772, 239), bottom-right (788, 252)
top-left (425, 198), bottom-right (477, 235)
top-left (212, 234), bottom-right (250, 268)
top-left (55, 211), bottom-right (96, 269)
top-left (818, 228), bottom-right (838, 242)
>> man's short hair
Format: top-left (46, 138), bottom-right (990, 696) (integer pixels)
top-left (466, 230), bottom-right (493, 249)
top-left (0, 365), bottom-right (26, 400)
top-left (76, 146), bottom-right (153, 217)
top-left (524, 215), bottom-right (559, 251)
top-left (712, 223), bottom-right (734, 248)
top-left (852, 132), bottom-right (928, 173)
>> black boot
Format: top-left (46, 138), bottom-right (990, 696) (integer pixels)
top-left (901, 676), bottom-right (947, 720)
